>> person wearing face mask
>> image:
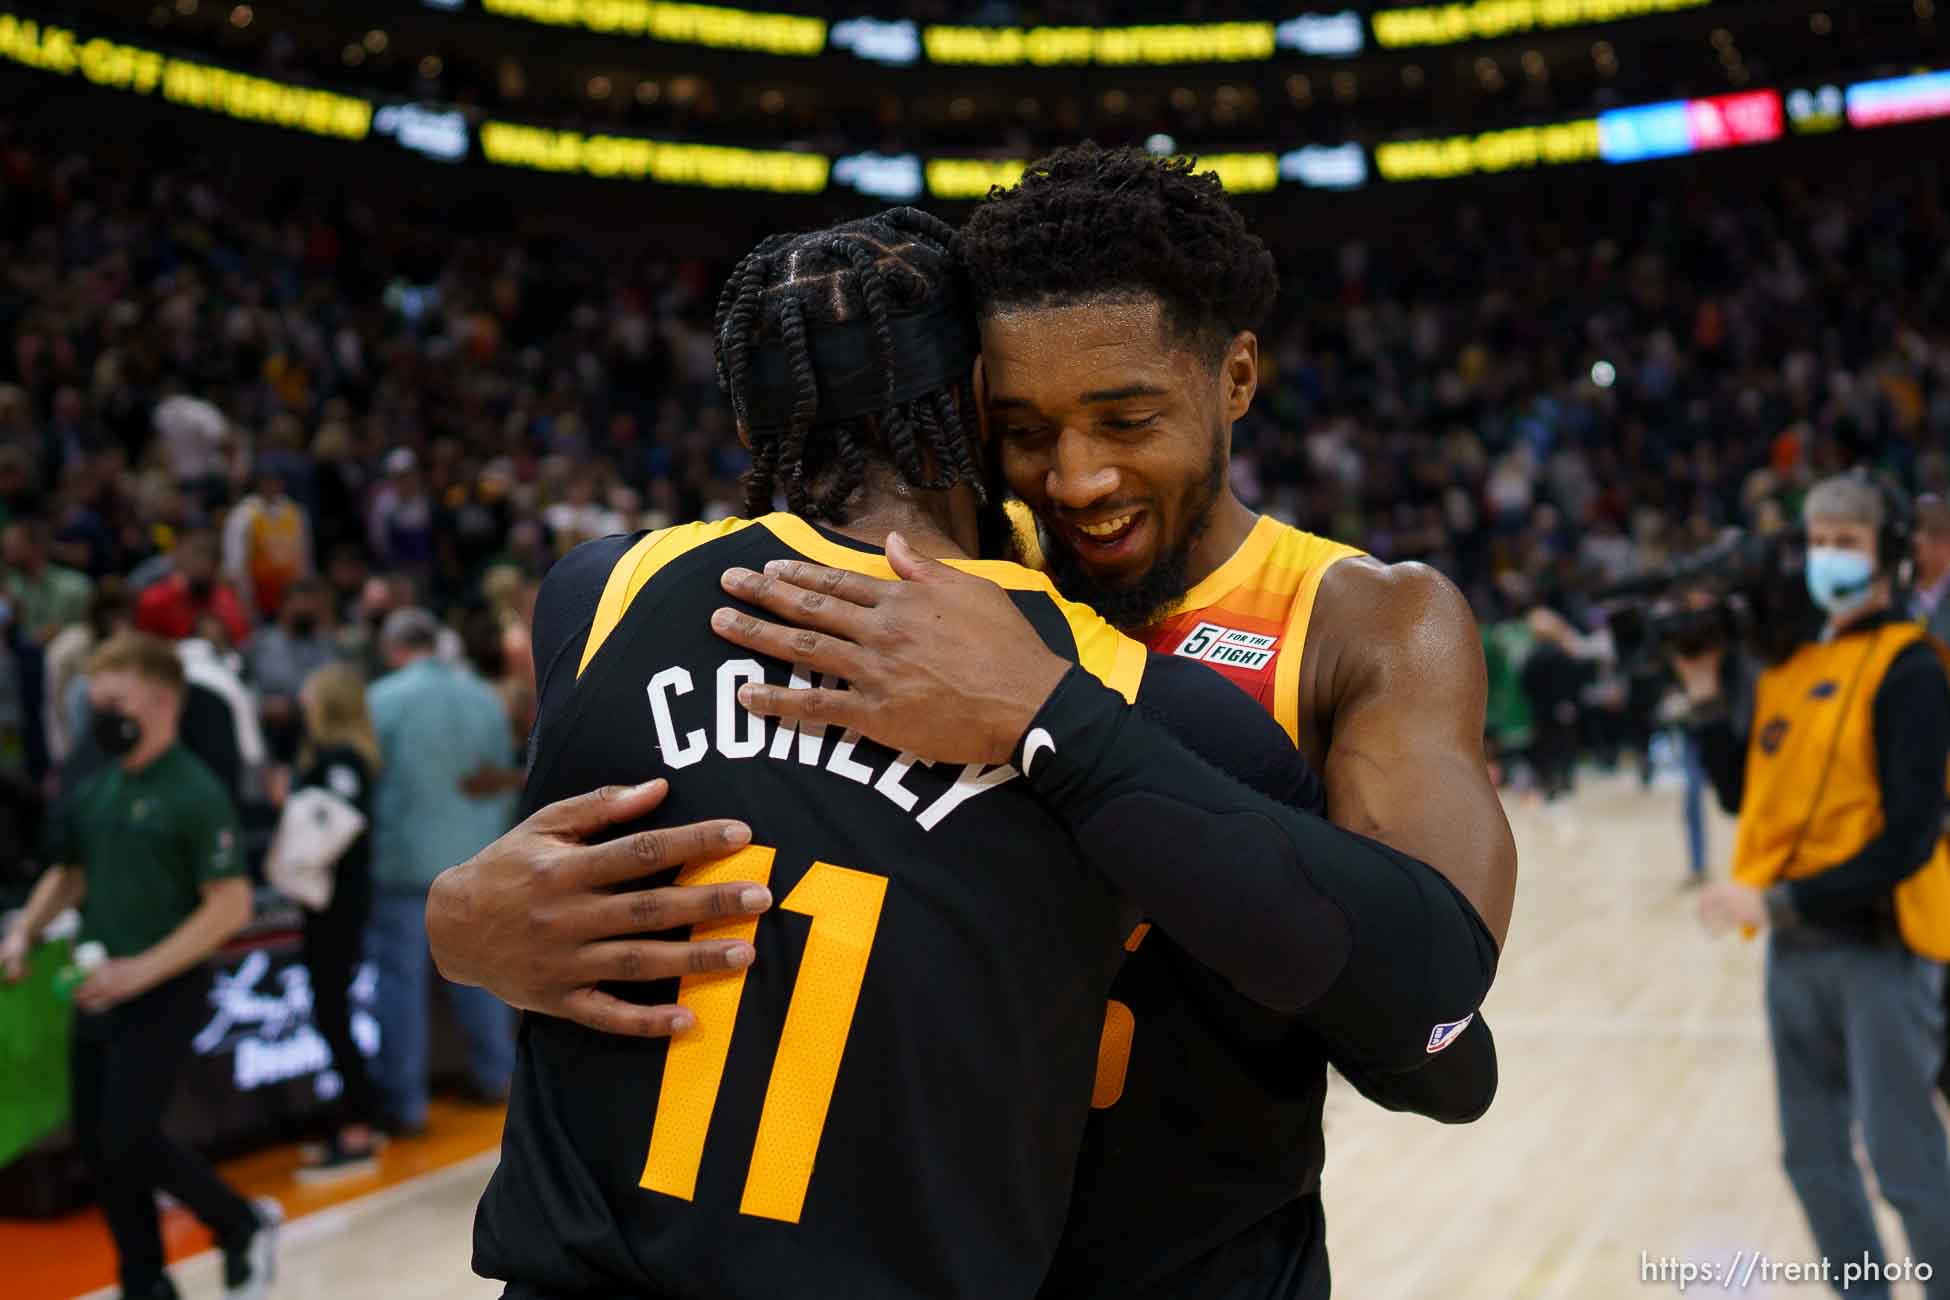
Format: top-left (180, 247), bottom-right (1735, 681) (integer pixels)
top-left (1, 633), bottom-right (280, 1300)
top-left (1672, 472), bottom-right (1950, 1300)
top-left (246, 577), bottom-right (344, 764)
top-left (133, 528), bottom-right (250, 646)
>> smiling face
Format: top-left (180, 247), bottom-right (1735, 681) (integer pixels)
top-left (979, 295), bottom-right (1256, 629)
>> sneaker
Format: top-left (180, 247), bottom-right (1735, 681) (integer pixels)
top-left (299, 1131), bottom-right (388, 1163)
top-left (118, 1280), bottom-right (181, 1300)
top-left (296, 1135), bottom-right (380, 1185)
top-left (377, 1115), bottom-right (426, 1142)
top-left (222, 1196), bottom-right (283, 1300)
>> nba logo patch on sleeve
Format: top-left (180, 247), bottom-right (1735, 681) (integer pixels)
top-left (1426, 1013), bottom-right (1474, 1054)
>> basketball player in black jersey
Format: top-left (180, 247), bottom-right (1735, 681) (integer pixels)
top-left (468, 210), bottom-right (1497, 1299)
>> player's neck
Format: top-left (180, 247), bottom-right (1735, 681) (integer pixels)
top-left (829, 476), bottom-right (982, 561)
top-left (1183, 490), bottom-right (1262, 589)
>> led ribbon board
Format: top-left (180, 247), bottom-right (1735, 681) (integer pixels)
top-left (919, 22), bottom-right (1276, 66)
top-left (477, 123), bottom-right (829, 191)
top-left (1845, 71), bottom-right (1950, 129)
top-left (1596, 91), bottom-right (1782, 163)
top-left (1375, 120), bottom-right (1601, 180)
top-left (924, 153), bottom-right (1281, 200)
top-left (0, 12), bottom-right (371, 140)
top-left (477, 0), bottom-right (826, 56)
top-left (1371, 0), bottom-right (1712, 48)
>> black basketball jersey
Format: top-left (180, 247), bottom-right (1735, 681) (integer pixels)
top-left (1039, 933), bottom-right (1335, 1300)
top-left (474, 513), bottom-right (1153, 1300)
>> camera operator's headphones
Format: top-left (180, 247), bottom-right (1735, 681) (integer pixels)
top-left (1830, 468), bottom-right (1915, 583)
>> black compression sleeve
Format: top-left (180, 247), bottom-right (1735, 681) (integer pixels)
top-left (1328, 1013), bottom-right (1498, 1124)
top-left (1018, 663), bottom-right (1499, 1073)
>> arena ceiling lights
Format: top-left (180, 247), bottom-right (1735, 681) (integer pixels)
top-left (442, 0), bottom-right (1723, 64)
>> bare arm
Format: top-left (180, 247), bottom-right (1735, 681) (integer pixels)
top-left (139, 876), bottom-right (254, 986)
top-left (6, 863), bottom-right (87, 944)
top-left (1315, 560), bottom-right (1518, 947)
top-left (68, 876), bottom-right (254, 1011)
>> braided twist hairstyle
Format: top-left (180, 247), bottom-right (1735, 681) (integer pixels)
top-left (714, 208), bottom-right (985, 522)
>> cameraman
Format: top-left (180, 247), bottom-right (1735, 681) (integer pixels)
top-left (1676, 474), bottom-right (1950, 1297)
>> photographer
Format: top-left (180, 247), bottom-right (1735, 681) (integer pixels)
top-left (1677, 474), bottom-right (1950, 1297)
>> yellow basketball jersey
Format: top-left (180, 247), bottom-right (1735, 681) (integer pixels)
top-left (1006, 502), bottom-right (1361, 745)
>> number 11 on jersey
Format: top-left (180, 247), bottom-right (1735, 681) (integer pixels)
top-left (641, 845), bottom-right (888, 1224)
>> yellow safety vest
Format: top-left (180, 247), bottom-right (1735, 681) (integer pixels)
top-left (1733, 620), bottom-right (1950, 960)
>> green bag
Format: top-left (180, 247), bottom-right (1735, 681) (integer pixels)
top-left (0, 938), bottom-right (74, 1170)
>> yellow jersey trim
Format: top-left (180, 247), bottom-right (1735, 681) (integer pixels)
top-left (1272, 552), bottom-right (1358, 744)
top-left (759, 515), bottom-right (1145, 704)
top-left (580, 512), bottom-right (1144, 705)
top-left (758, 514), bottom-right (1055, 591)
top-left (577, 519), bottom-right (758, 678)
top-left (1175, 515), bottom-right (1283, 614)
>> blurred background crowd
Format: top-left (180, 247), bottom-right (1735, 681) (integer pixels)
top-left (1, 119), bottom-right (1946, 842)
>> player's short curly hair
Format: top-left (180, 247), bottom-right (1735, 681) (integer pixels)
top-left (957, 142), bottom-right (1279, 360)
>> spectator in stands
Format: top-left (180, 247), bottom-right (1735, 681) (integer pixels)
top-left (134, 529), bottom-right (250, 645)
top-left (151, 386), bottom-right (230, 510)
top-left (0, 517), bottom-right (87, 776)
top-left (308, 421), bottom-right (368, 562)
top-left (1915, 495), bottom-right (1950, 649)
top-left (367, 450), bottom-right (434, 589)
top-left (176, 618), bottom-right (266, 802)
top-left (2, 518), bottom-right (92, 645)
top-left (248, 576), bottom-right (344, 763)
top-left (56, 582), bottom-right (136, 780)
top-left (364, 608), bottom-right (517, 1134)
top-left (223, 465), bottom-right (312, 621)
top-left (1, 633), bottom-right (279, 1300)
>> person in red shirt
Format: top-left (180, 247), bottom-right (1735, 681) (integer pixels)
top-left (134, 529), bottom-right (250, 645)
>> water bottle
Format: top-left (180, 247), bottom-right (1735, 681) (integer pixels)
top-left (55, 941), bottom-right (108, 1000)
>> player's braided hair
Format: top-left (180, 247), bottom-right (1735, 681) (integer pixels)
top-left (958, 142), bottom-right (1278, 359)
top-left (714, 208), bottom-right (987, 522)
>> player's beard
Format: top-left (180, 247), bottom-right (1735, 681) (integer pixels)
top-left (1045, 426), bottom-right (1227, 633)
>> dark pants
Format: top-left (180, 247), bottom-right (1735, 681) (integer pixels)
top-left (303, 882), bottom-right (377, 1134)
top-left (71, 971), bottom-right (258, 1293)
top-left (1941, 970), bottom-right (1950, 1104)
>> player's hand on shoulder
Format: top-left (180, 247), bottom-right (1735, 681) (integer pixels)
top-left (426, 778), bottom-right (773, 1038)
top-left (713, 530), bottom-right (1069, 764)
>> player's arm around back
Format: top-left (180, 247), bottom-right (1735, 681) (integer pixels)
top-left (1021, 646), bottom-right (1502, 1078)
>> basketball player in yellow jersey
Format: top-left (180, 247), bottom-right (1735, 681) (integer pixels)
top-left (708, 145), bottom-right (1516, 1298)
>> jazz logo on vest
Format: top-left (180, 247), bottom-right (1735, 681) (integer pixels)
top-left (1426, 1012), bottom-right (1474, 1054)
top-left (1758, 716), bottom-right (1791, 755)
top-left (1174, 622), bottom-right (1278, 672)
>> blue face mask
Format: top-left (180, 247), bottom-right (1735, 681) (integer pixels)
top-left (1805, 546), bottom-right (1877, 616)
